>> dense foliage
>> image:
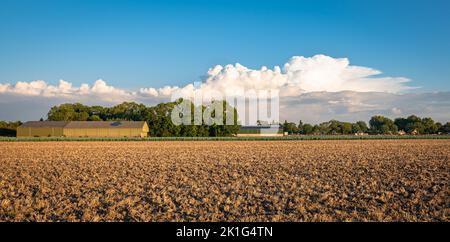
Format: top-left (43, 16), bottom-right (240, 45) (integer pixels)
top-left (283, 119), bottom-right (368, 135)
top-left (0, 121), bottom-right (22, 136)
top-left (283, 115), bottom-right (449, 135)
top-left (46, 99), bottom-right (240, 137)
top-left (1, 99), bottom-right (449, 137)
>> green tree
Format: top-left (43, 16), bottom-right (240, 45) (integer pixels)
top-left (340, 122), bottom-right (353, 135)
top-left (146, 100), bottom-right (182, 136)
top-left (357, 121), bottom-right (368, 133)
top-left (369, 115), bottom-right (398, 134)
top-left (404, 115), bottom-right (424, 134)
top-left (436, 122), bottom-right (442, 133)
top-left (438, 122), bottom-right (450, 134)
top-left (394, 117), bottom-right (408, 132)
top-left (352, 121), bottom-right (368, 133)
top-left (282, 120), bottom-right (299, 134)
top-left (0, 121), bottom-right (22, 136)
top-left (327, 120), bottom-right (341, 134)
top-left (302, 123), bottom-right (314, 135)
top-left (297, 120), bottom-right (304, 134)
top-left (47, 103), bottom-right (76, 121)
top-left (203, 100), bottom-right (240, 137)
top-left (318, 122), bottom-right (331, 134)
top-left (87, 115), bottom-right (102, 121)
top-left (47, 103), bottom-right (93, 121)
top-left (422, 117), bottom-right (437, 134)
top-left (312, 125), bottom-right (321, 135)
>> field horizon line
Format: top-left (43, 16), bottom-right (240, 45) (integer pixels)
top-left (1, 135), bottom-right (450, 142)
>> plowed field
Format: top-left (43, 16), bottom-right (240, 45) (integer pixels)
top-left (0, 140), bottom-right (448, 221)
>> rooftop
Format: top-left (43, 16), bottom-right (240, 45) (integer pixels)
top-left (20, 121), bottom-right (69, 128)
top-left (20, 121), bottom-right (147, 129)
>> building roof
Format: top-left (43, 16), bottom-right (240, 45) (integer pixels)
top-left (239, 125), bottom-right (281, 130)
top-left (19, 121), bottom-right (147, 129)
top-left (238, 125), bottom-right (282, 134)
top-left (64, 121), bottom-right (146, 129)
top-left (20, 121), bottom-right (69, 128)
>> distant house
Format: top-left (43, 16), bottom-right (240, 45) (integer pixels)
top-left (354, 131), bottom-right (369, 136)
top-left (237, 125), bottom-right (284, 137)
top-left (17, 121), bottom-right (149, 137)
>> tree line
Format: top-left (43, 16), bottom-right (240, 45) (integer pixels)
top-left (46, 99), bottom-right (240, 137)
top-left (0, 121), bottom-right (22, 137)
top-left (1, 100), bottom-right (449, 137)
top-left (282, 115), bottom-right (450, 135)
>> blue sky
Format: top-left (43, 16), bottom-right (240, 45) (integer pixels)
top-left (0, 0), bottom-right (449, 91)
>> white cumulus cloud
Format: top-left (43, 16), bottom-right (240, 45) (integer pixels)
top-left (166, 54), bottom-right (414, 98)
top-left (0, 55), bottom-right (414, 101)
top-left (0, 79), bottom-right (136, 102)
top-left (2, 54), bottom-right (444, 123)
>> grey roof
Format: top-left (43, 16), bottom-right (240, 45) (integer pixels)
top-left (20, 121), bottom-right (147, 129)
top-left (20, 121), bottom-right (69, 128)
top-left (239, 125), bottom-right (281, 130)
top-left (64, 121), bottom-right (146, 129)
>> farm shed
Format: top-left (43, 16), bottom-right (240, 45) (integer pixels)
top-left (17, 121), bottom-right (69, 137)
top-left (64, 121), bottom-right (149, 137)
top-left (17, 121), bottom-right (149, 137)
top-left (237, 125), bottom-right (284, 137)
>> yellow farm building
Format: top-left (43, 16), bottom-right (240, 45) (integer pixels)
top-left (17, 121), bottom-right (149, 138)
